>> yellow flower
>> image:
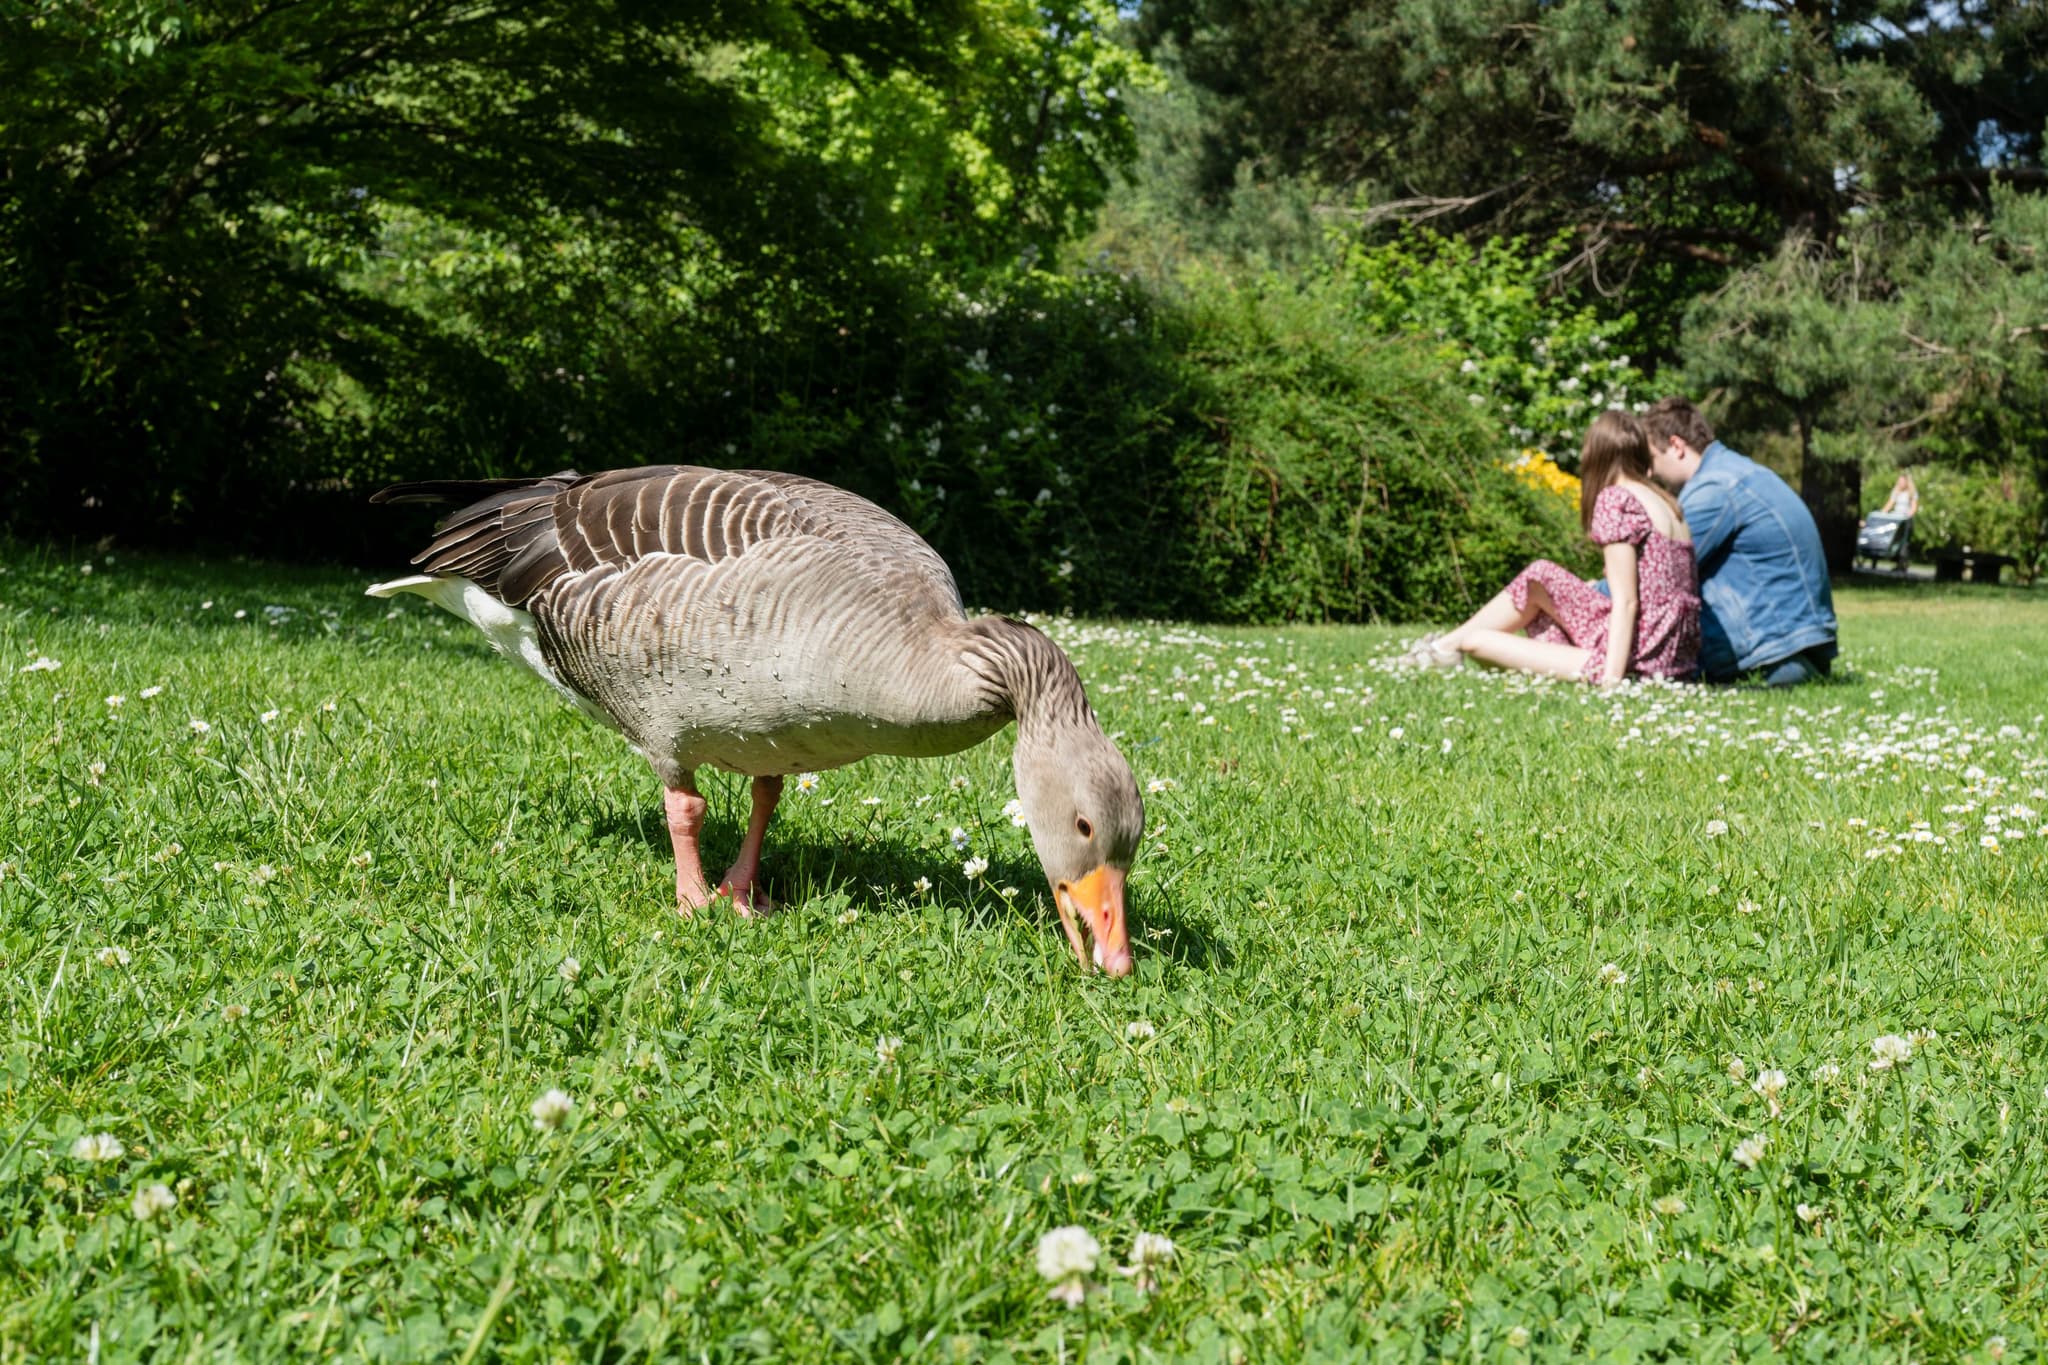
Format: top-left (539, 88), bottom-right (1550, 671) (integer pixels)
top-left (1504, 448), bottom-right (1582, 508)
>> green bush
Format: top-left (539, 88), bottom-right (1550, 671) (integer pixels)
top-left (1167, 273), bottom-right (1590, 621)
top-left (1878, 464), bottom-right (2045, 582)
top-left (1335, 228), bottom-right (1646, 468)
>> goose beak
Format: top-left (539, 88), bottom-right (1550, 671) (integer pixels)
top-left (1055, 866), bottom-right (1132, 977)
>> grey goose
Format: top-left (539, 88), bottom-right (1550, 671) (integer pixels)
top-left (368, 465), bottom-right (1143, 975)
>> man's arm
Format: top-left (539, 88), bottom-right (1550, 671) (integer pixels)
top-left (1685, 481), bottom-right (1737, 567)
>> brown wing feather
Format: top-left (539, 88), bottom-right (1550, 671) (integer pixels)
top-left (396, 465), bottom-right (964, 616)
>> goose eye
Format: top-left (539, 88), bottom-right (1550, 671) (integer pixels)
top-left (1075, 816), bottom-right (1094, 839)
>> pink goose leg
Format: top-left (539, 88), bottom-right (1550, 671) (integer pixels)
top-left (717, 775), bottom-right (784, 917)
top-left (664, 781), bottom-right (714, 915)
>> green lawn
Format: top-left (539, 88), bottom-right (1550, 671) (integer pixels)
top-left (3, 546), bottom-right (2046, 1362)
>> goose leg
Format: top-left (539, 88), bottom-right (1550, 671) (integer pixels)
top-left (664, 779), bottom-right (715, 915)
top-left (717, 775), bottom-right (783, 917)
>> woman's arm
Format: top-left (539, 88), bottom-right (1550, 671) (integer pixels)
top-left (1600, 540), bottom-right (1640, 685)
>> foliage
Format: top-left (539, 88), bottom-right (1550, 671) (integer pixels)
top-left (0, 0), bottom-right (1147, 543)
top-left (6, 550), bottom-right (2048, 1358)
top-left (1167, 273), bottom-right (1590, 621)
top-left (1136, 0), bottom-right (2048, 347)
top-left (1882, 463), bottom-right (2046, 581)
top-left (1335, 229), bottom-right (1645, 466)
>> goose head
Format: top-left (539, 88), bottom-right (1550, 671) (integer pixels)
top-left (1013, 719), bottom-right (1145, 976)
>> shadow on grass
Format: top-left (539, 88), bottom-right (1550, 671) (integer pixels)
top-left (585, 805), bottom-right (1234, 970)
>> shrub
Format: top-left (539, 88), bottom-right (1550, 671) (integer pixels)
top-left (1880, 464), bottom-right (2045, 582)
top-left (1334, 228), bottom-right (1645, 467)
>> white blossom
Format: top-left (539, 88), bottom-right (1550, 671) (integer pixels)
top-left (71, 1133), bottom-right (125, 1163)
top-left (530, 1088), bottom-right (574, 1132)
top-left (1730, 1133), bottom-right (1768, 1170)
top-left (130, 1184), bottom-right (177, 1221)
top-left (1036, 1225), bottom-right (1100, 1306)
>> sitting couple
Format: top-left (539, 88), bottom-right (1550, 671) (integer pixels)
top-left (1407, 397), bottom-right (1838, 686)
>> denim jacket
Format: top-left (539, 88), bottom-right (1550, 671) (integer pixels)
top-left (1680, 442), bottom-right (1838, 680)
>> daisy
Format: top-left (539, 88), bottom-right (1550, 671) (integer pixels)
top-left (140, 685), bottom-right (165, 699)
top-left (794, 772), bottom-right (820, 794)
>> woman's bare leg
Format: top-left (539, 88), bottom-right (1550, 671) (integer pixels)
top-left (1462, 629), bottom-right (1592, 680)
top-left (1439, 580), bottom-right (1561, 654)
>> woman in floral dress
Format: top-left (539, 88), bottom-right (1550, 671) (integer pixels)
top-left (1405, 410), bottom-right (1701, 684)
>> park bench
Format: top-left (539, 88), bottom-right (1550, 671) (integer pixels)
top-left (1931, 547), bottom-right (2015, 583)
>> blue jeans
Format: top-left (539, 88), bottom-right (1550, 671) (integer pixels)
top-left (1760, 649), bottom-right (1831, 687)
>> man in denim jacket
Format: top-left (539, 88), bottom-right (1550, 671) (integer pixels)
top-left (1640, 397), bottom-right (1838, 686)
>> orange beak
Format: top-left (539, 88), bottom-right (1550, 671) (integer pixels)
top-left (1054, 865), bottom-right (1132, 977)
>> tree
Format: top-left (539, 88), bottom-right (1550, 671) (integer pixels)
top-left (0, 0), bottom-right (1146, 541)
top-left (1678, 236), bottom-right (1898, 568)
top-left (1134, 0), bottom-right (2048, 336)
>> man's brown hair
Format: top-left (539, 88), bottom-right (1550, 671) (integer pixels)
top-left (1640, 397), bottom-right (1715, 453)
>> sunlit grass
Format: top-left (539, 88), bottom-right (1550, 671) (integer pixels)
top-left (3, 545), bottom-right (2046, 1361)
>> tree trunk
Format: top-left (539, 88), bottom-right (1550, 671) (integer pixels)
top-left (1796, 412), bottom-right (1859, 573)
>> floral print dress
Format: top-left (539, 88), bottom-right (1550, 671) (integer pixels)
top-left (1507, 484), bottom-right (1701, 682)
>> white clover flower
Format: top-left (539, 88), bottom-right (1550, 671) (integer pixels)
top-left (259, 709), bottom-right (280, 724)
top-left (962, 855), bottom-right (989, 881)
top-left (141, 685), bottom-right (165, 699)
top-left (1036, 1225), bottom-right (1100, 1307)
top-left (1146, 777), bottom-right (1176, 794)
top-left (130, 1183), bottom-right (177, 1221)
top-left (1597, 962), bottom-right (1628, 987)
top-left (1122, 1230), bottom-right (1176, 1291)
top-left (1736, 898), bottom-right (1760, 915)
top-left (1795, 1202), bottom-right (1822, 1225)
top-left (1389, 726), bottom-right (1405, 739)
top-left (1651, 1195), bottom-right (1687, 1216)
top-left (1704, 819), bottom-right (1729, 838)
top-left (1727, 1056), bottom-right (1748, 1082)
top-left (875, 1035), bottom-right (904, 1066)
top-left (1730, 1133), bottom-right (1768, 1170)
top-left (912, 876), bottom-right (932, 896)
top-left (1814, 1061), bottom-right (1842, 1082)
top-left (96, 945), bottom-right (131, 968)
top-left (794, 772), bottom-right (819, 794)
top-left (1753, 1069), bottom-right (1787, 1099)
top-left (1505, 1326), bottom-right (1532, 1349)
top-left (349, 851), bottom-right (373, 869)
top-left (1124, 1019), bottom-right (1157, 1041)
top-left (558, 957), bottom-right (581, 983)
top-left (949, 775), bottom-right (971, 792)
top-left (1003, 798), bottom-right (1027, 827)
top-left (221, 1003), bottom-right (248, 1023)
top-left (1869, 1034), bottom-right (1914, 1071)
top-left (71, 1133), bottom-right (125, 1163)
top-left (530, 1088), bottom-right (574, 1132)
top-left (1908, 1027), bottom-right (1938, 1049)
top-left (1988, 1335), bottom-right (2008, 1361)
top-left (105, 694), bottom-right (125, 708)
top-left (252, 864), bottom-right (276, 884)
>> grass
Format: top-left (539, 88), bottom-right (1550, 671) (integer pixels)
top-left (3, 544), bottom-right (2046, 1362)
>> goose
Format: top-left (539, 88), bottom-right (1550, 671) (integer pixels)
top-left (367, 465), bottom-right (1143, 975)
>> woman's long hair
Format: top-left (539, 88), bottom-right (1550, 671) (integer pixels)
top-left (1578, 409), bottom-right (1684, 535)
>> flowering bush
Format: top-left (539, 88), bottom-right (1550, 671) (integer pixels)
top-left (1336, 228), bottom-right (1646, 467)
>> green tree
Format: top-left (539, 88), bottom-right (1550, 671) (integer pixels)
top-left (0, 0), bottom-right (1146, 541)
top-left (1135, 0), bottom-right (2048, 341)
